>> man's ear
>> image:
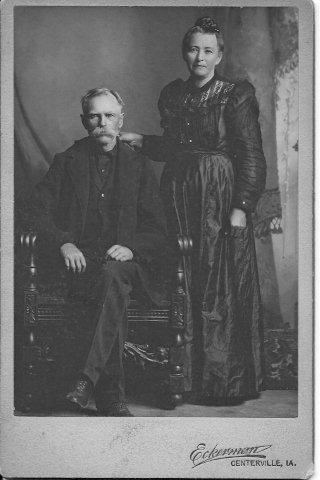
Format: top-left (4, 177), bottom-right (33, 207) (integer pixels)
top-left (119, 113), bottom-right (124, 129)
top-left (80, 114), bottom-right (87, 130)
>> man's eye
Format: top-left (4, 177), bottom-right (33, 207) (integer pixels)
top-left (205, 50), bottom-right (213, 54)
top-left (87, 113), bottom-right (114, 120)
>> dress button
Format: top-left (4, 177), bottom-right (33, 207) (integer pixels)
top-left (101, 169), bottom-right (105, 173)
top-left (101, 193), bottom-right (105, 198)
top-left (189, 139), bottom-right (193, 143)
top-left (187, 122), bottom-right (190, 126)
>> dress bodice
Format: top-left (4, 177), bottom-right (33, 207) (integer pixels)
top-left (142, 73), bottom-right (266, 213)
top-left (158, 75), bottom-right (235, 152)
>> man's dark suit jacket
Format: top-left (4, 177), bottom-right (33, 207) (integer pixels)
top-left (24, 136), bottom-right (168, 305)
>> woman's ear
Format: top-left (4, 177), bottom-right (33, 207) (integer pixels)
top-left (216, 51), bottom-right (223, 65)
top-left (182, 47), bottom-right (188, 62)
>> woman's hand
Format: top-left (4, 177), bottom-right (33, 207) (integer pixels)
top-left (119, 132), bottom-right (143, 149)
top-left (229, 208), bottom-right (247, 227)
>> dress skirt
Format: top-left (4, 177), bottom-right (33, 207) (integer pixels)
top-left (160, 148), bottom-right (264, 402)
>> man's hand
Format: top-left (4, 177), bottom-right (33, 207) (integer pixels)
top-left (106, 245), bottom-right (133, 262)
top-left (229, 208), bottom-right (247, 227)
top-left (60, 243), bottom-right (86, 273)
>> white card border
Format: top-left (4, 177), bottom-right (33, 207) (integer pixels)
top-left (0, 0), bottom-right (314, 478)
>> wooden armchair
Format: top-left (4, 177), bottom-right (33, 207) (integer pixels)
top-left (14, 232), bottom-right (192, 414)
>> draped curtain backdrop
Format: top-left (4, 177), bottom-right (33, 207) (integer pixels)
top-left (14, 6), bottom-right (298, 331)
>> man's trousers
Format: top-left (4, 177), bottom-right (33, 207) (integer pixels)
top-left (68, 258), bottom-right (139, 406)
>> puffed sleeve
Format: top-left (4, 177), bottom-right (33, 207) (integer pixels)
top-left (225, 80), bottom-right (266, 213)
top-left (141, 79), bottom-right (183, 163)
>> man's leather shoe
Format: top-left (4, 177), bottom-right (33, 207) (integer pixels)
top-left (99, 401), bottom-right (133, 417)
top-left (66, 377), bottom-right (93, 409)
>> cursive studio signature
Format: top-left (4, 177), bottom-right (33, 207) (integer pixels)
top-left (190, 442), bottom-right (272, 468)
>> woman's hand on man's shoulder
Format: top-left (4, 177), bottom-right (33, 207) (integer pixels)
top-left (119, 132), bottom-right (143, 149)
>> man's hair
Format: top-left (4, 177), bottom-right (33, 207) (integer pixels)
top-left (81, 87), bottom-right (125, 113)
top-left (182, 16), bottom-right (224, 56)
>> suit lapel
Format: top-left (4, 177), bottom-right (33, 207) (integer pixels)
top-left (65, 138), bottom-right (140, 243)
top-left (65, 138), bottom-right (91, 229)
top-left (117, 141), bottom-right (140, 242)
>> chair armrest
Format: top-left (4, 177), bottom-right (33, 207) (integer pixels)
top-left (17, 231), bottom-right (38, 292)
top-left (174, 234), bottom-right (192, 295)
top-left (177, 234), bottom-right (193, 256)
top-left (169, 233), bottom-right (192, 332)
top-left (19, 231), bottom-right (38, 250)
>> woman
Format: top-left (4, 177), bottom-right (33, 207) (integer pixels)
top-left (121, 17), bottom-right (266, 406)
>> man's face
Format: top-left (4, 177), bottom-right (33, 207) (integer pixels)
top-left (81, 94), bottom-right (124, 149)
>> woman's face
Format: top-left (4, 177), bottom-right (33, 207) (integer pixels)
top-left (184, 32), bottom-right (222, 81)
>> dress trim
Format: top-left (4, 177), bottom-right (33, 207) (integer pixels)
top-left (181, 79), bottom-right (235, 108)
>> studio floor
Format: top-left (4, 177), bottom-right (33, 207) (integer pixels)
top-left (17, 390), bottom-right (298, 417)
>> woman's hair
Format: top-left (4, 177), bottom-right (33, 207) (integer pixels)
top-left (182, 17), bottom-right (224, 56)
top-left (81, 87), bottom-right (124, 113)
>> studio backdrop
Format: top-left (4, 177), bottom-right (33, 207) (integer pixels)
top-left (14, 6), bottom-right (298, 389)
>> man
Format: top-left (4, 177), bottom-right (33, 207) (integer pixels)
top-left (25, 87), bottom-right (167, 416)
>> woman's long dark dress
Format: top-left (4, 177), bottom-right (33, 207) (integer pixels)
top-left (142, 73), bottom-right (267, 403)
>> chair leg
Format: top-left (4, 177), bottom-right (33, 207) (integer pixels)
top-left (16, 233), bottom-right (43, 413)
top-left (168, 291), bottom-right (186, 409)
top-left (18, 291), bottom-right (42, 413)
top-left (166, 234), bottom-right (191, 409)
top-left (169, 330), bottom-right (185, 407)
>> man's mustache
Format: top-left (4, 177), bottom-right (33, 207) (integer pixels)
top-left (90, 129), bottom-right (115, 138)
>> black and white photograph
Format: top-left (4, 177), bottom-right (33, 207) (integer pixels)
top-left (0, 1), bottom-right (314, 478)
